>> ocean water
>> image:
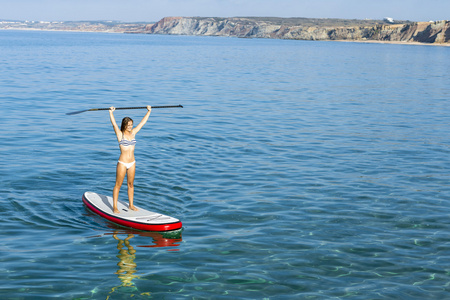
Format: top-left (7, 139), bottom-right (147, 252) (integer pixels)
top-left (1, 30), bottom-right (449, 299)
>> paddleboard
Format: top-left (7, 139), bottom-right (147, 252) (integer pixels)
top-left (82, 191), bottom-right (182, 231)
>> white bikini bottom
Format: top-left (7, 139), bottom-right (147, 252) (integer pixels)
top-left (118, 160), bottom-right (136, 169)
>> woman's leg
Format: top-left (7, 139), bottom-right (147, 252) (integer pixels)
top-left (127, 163), bottom-right (137, 211)
top-left (113, 162), bottom-right (127, 213)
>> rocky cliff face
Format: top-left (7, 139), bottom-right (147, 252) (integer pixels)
top-left (145, 17), bottom-right (450, 44)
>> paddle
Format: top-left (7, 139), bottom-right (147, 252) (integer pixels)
top-left (66, 105), bottom-right (183, 115)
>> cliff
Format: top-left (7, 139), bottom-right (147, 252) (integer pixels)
top-left (145, 17), bottom-right (450, 45)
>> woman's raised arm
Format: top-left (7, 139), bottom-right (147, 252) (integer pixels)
top-left (133, 106), bottom-right (151, 134)
top-left (109, 107), bottom-right (121, 140)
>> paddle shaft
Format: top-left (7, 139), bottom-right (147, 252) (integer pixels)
top-left (95, 105), bottom-right (182, 111)
top-left (66, 105), bottom-right (183, 115)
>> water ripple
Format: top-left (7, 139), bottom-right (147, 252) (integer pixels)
top-left (1, 31), bottom-right (450, 299)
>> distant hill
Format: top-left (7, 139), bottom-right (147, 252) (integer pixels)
top-left (2, 17), bottom-right (449, 45)
top-left (0, 20), bottom-right (149, 33)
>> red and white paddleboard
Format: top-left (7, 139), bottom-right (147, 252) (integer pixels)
top-left (82, 191), bottom-right (182, 232)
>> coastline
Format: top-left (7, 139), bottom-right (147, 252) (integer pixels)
top-left (3, 27), bottom-right (449, 47)
top-left (2, 17), bottom-right (450, 47)
top-left (334, 39), bottom-right (450, 47)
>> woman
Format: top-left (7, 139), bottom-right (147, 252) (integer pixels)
top-left (109, 106), bottom-right (151, 214)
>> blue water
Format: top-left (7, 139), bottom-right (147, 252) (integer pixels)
top-left (1, 30), bottom-right (449, 299)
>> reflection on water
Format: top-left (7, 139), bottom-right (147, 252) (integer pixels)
top-left (113, 233), bottom-right (138, 287)
top-left (104, 229), bottom-right (182, 298)
top-left (135, 231), bottom-right (183, 249)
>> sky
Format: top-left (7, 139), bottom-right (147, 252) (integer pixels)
top-left (1, 0), bottom-right (448, 23)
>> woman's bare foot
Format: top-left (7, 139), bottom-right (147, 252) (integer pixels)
top-left (129, 205), bottom-right (138, 211)
top-left (113, 207), bottom-right (120, 214)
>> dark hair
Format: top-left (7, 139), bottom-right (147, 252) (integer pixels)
top-left (121, 117), bottom-right (133, 132)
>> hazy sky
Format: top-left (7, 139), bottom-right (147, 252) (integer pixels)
top-left (1, 0), bottom-right (448, 22)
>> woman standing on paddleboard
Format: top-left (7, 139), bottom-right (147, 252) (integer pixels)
top-left (109, 106), bottom-right (151, 214)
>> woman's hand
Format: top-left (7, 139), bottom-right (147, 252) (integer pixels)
top-left (110, 106), bottom-right (116, 112)
top-left (147, 106), bottom-right (152, 112)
